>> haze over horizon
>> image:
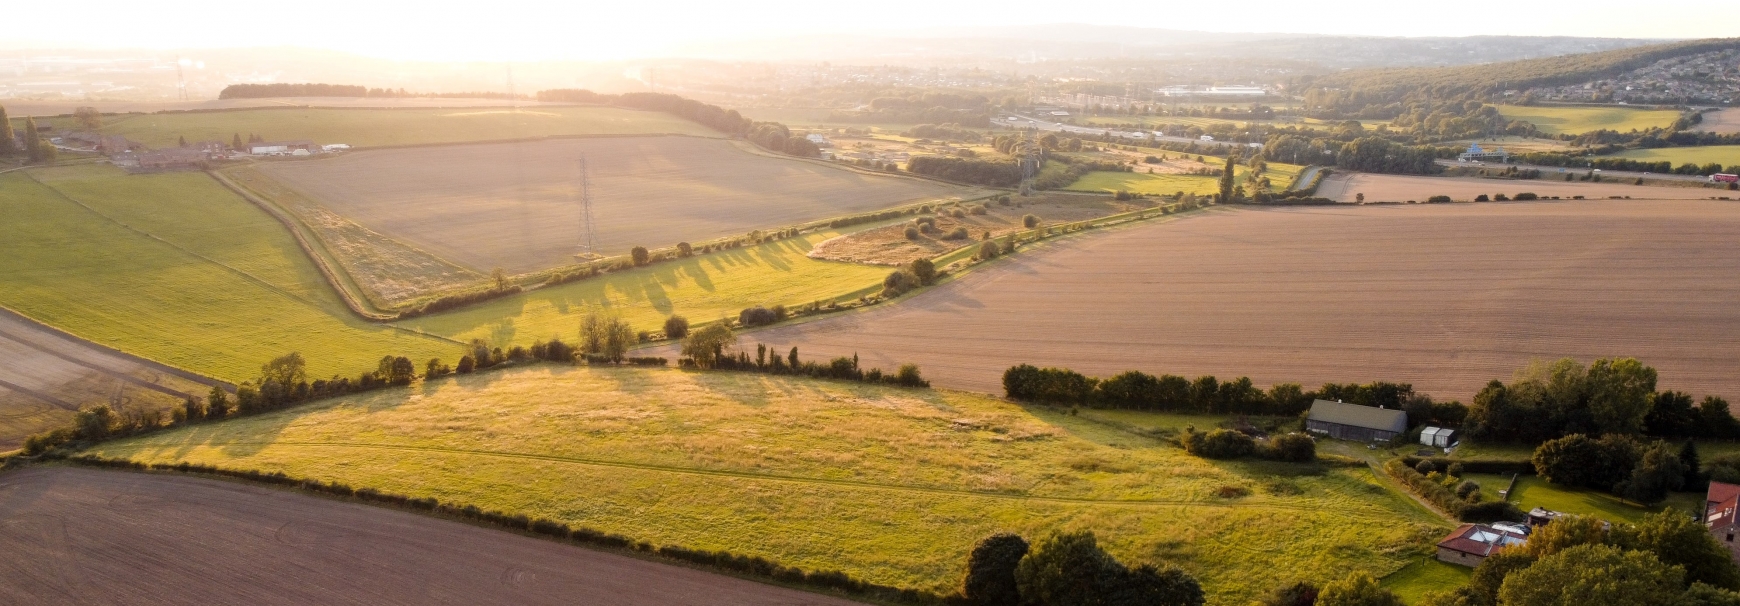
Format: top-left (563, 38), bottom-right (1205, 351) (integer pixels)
top-left (8, 0), bottom-right (1735, 62)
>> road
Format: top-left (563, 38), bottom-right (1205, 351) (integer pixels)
top-left (998, 113), bottom-right (1259, 150)
top-left (1435, 159), bottom-right (1716, 184)
top-left (0, 466), bottom-right (860, 605)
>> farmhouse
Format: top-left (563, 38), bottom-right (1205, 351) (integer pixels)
top-left (249, 140), bottom-right (320, 155)
top-left (1305, 399), bottom-right (1407, 442)
top-left (1705, 481), bottom-right (1740, 562)
top-left (137, 148), bottom-right (209, 170)
top-left (1458, 142), bottom-right (1511, 163)
top-left (1436, 523), bottom-right (1527, 567)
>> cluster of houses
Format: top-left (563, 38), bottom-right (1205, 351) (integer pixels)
top-left (53, 131), bottom-right (347, 172)
top-left (1304, 397), bottom-right (1740, 569)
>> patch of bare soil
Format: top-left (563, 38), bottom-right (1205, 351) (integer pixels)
top-left (809, 194), bottom-right (1150, 265)
top-left (0, 467), bottom-right (857, 605)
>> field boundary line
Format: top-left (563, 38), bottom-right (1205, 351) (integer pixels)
top-left (0, 306), bottom-right (229, 392)
top-left (204, 169), bottom-right (410, 323)
top-left (153, 439), bottom-right (1393, 518)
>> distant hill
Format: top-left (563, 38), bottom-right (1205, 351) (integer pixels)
top-left (1299, 38), bottom-right (1740, 116)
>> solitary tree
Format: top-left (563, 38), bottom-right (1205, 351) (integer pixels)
top-left (491, 267), bottom-right (509, 291)
top-left (681, 323), bottom-right (736, 368)
top-left (663, 315), bottom-right (690, 339)
top-left (23, 117), bottom-right (43, 163)
top-left (73, 106), bottom-right (102, 130)
top-left (910, 258), bottom-right (936, 285)
top-left (1217, 154), bottom-right (1237, 203)
top-left (0, 104), bottom-right (16, 156)
top-left (631, 246), bottom-right (650, 266)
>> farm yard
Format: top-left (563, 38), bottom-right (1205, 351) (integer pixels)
top-left (0, 310), bottom-right (214, 450)
top-left (686, 199), bottom-right (1740, 400)
top-left (1316, 172), bottom-right (1726, 202)
top-left (253, 137), bottom-right (975, 275)
top-left (1495, 104), bottom-right (1683, 135)
top-left (390, 229), bottom-right (892, 348)
top-left (0, 466), bottom-right (857, 606)
top-left (39, 105), bottom-right (716, 149)
top-left (0, 165), bottom-right (454, 385)
top-left (83, 365), bottom-right (1447, 605)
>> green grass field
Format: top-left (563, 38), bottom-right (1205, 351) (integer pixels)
top-left (85, 365), bottom-right (1449, 603)
top-left (1464, 473), bottom-right (1702, 524)
top-left (1380, 556), bottom-right (1472, 603)
top-left (41, 106), bottom-right (717, 149)
top-left (0, 165), bottom-right (454, 383)
top-left (1064, 163), bottom-right (1303, 196)
top-left (390, 231), bottom-right (892, 349)
top-left (1604, 145), bottom-right (1740, 170)
top-left (1496, 105), bottom-right (1682, 135)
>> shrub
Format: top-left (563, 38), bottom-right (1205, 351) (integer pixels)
top-left (1267, 433), bottom-right (1317, 462)
top-left (663, 315), bottom-right (689, 339)
top-left (904, 226), bottom-right (921, 240)
top-left (676, 242), bottom-right (692, 257)
top-left (1475, 194), bottom-right (1490, 202)
top-left (630, 246), bottom-right (650, 266)
top-left (1185, 429), bottom-right (1256, 459)
top-left (910, 258), bottom-right (937, 285)
top-left (882, 269), bottom-right (920, 297)
top-left (1416, 459), bottom-right (1437, 474)
top-left (961, 534), bottom-right (1029, 606)
top-left (969, 204), bottom-right (988, 215)
top-left (944, 227), bottom-right (970, 240)
top-left (1514, 192), bottom-right (1539, 201)
top-left (1114, 190), bottom-right (1132, 201)
top-left (1456, 480), bottom-right (1482, 500)
top-left (1022, 214), bottom-right (1040, 228)
top-left (456, 355), bottom-right (475, 374)
top-left (739, 306), bottom-right (780, 327)
top-left (976, 240), bottom-right (1001, 260)
top-left (1427, 195), bottom-right (1452, 203)
top-left (951, 208), bottom-right (966, 218)
top-left (894, 364), bottom-right (928, 387)
top-left (1002, 364), bottom-right (1096, 403)
top-left (1494, 193), bottom-right (1510, 201)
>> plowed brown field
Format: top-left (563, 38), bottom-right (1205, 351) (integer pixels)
top-left (0, 308), bottom-right (215, 451)
top-left (0, 466), bottom-right (857, 605)
top-left (1318, 173), bottom-right (1722, 203)
top-left (696, 200), bottom-right (1740, 400)
top-left (1696, 108), bottom-right (1740, 134)
top-left (255, 137), bottom-right (970, 273)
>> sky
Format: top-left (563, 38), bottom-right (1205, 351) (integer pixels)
top-left (8, 0), bottom-right (1735, 61)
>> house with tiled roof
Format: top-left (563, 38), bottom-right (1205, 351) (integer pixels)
top-left (1706, 481), bottom-right (1740, 562)
top-left (1436, 523), bottom-right (1527, 567)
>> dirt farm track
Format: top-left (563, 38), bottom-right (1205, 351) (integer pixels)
top-left (0, 466), bottom-right (857, 605)
top-left (706, 200), bottom-right (1740, 400)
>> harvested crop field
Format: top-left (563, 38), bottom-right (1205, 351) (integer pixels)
top-left (0, 309), bottom-right (215, 451)
top-left (1695, 108), bottom-right (1740, 134)
top-left (702, 200), bottom-right (1740, 400)
top-left (255, 137), bottom-right (973, 273)
top-left (1317, 173), bottom-right (1724, 203)
top-left (809, 194), bottom-right (1143, 265)
top-left (0, 466), bottom-right (856, 605)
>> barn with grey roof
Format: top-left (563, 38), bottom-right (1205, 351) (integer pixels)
top-left (1305, 399), bottom-right (1408, 442)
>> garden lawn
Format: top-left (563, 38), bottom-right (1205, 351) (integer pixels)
top-left (1380, 556), bottom-right (1471, 603)
top-left (0, 165), bottom-right (454, 383)
top-left (390, 231), bottom-right (891, 349)
top-left (1496, 105), bottom-right (1682, 135)
top-left (85, 365), bottom-right (1449, 604)
top-left (51, 106), bottom-right (717, 149)
top-left (1604, 145), bottom-right (1740, 171)
top-left (1465, 473), bottom-right (1702, 524)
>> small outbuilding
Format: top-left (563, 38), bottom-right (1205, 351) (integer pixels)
top-left (1305, 399), bottom-right (1408, 442)
top-left (1436, 523), bottom-right (1527, 567)
top-left (1420, 426), bottom-right (1458, 448)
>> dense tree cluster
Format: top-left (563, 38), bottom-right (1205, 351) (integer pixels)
top-left (1531, 434), bottom-right (1694, 505)
top-left (1418, 512), bottom-right (1740, 606)
top-left (905, 156), bottom-right (1022, 186)
top-left (1466, 357), bottom-right (1736, 443)
top-left (956, 530), bottom-right (1203, 606)
top-left (1334, 137), bottom-right (1446, 175)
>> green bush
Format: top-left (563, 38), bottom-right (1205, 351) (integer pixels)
top-left (663, 315), bottom-right (689, 339)
top-left (630, 246), bottom-right (650, 266)
top-left (739, 306), bottom-right (779, 327)
top-left (944, 227), bottom-right (970, 240)
top-left (1185, 429), bottom-right (1256, 459)
top-left (910, 258), bottom-right (937, 285)
top-left (1268, 433), bottom-right (1317, 462)
top-left (904, 226), bottom-right (921, 240)
top-left (1427, 195), bottom-right (1453, 203)
top-left (976, 240), bottom-right (1001, 260)
top-left (1023, 214), bottom-right (1041, 228)
top-left (1514, 192), bottom-right (1539, 201)
top-left (882, 269), bottom-right (920, 297)
top-left (961, 533), bottom-right (1029, 605)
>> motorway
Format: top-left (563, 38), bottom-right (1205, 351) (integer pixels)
top-left (997, 113), bottom-right (1259, 149)
top-left (1435, 159), bottom-right (1717, 184)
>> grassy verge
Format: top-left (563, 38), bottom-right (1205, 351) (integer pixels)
top-left (1380, 556), bottom-right (1471, 603)
top-left (1463, 473), bottom-right (1701, 524)
top-left (0, 164), bottom-right (455, 383)
top-left (82, 365), bottom-right (1448, 604)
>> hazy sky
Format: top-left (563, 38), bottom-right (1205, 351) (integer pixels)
top-left (11, 0), bottom-right (1734, 61)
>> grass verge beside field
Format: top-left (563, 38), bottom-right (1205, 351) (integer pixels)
top-left (0, 165), bottom-right (454, 383)
top-left (48, 106), bottom-right (718, 149)
top-left (83, 365), bottom-right (1448, 604)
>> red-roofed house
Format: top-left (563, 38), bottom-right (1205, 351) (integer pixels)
top-left (1436, 523), bottom-right (1527, 567)
top-left (1706, 481), bottom-right (1740, 561)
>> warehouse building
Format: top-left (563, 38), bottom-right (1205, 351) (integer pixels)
top-left (1305, 399), bottom-right (1408, 442)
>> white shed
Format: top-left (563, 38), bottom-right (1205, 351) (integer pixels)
top-left (1420, 426), bottom-right (1457, 448)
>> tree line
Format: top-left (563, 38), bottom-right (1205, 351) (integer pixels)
top-left (677, 321), bottom-right (928, 388)
top-left (0, 103), bottom-right (58, 163)
top-left (534, 89), bottom-right (818, 159)
top-left (1464, 357), bottom-right (1737, 443)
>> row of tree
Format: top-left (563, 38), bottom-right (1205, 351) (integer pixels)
top-left (676, 321), bottom-right (927, 388)
top-left (1532, 433), bottom-right (1699, 505)
top-left (1465, 357), bottom-right (1738, 443)
top-left (958, 531), bottom-right (1204, 606)
top-left (905, 156), bottom-right (1022, 186)
top-left (0, 104), bottom-right (57, 163)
